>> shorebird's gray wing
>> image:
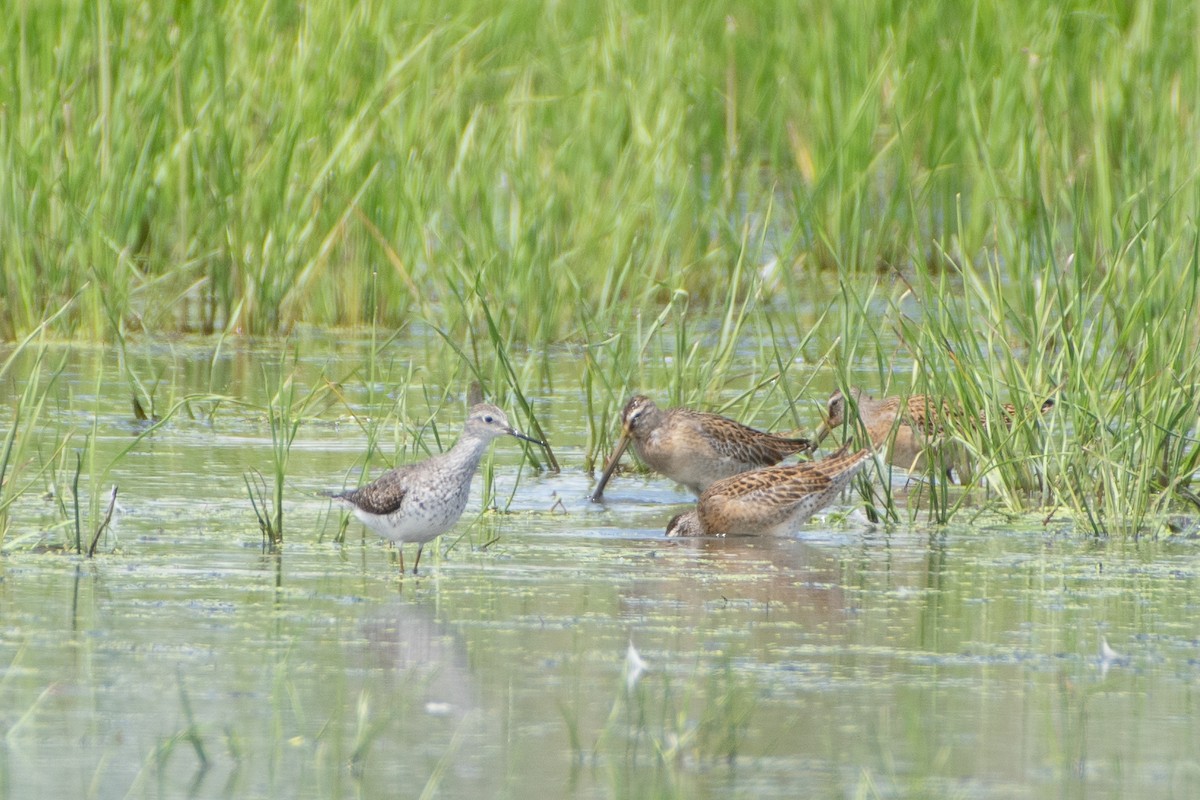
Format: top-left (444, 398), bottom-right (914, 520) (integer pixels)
top-left (334, 465), bottom-right (415, 515)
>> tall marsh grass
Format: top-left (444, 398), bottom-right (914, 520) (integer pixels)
top-left (4, 1), bottom-right (1200, 531)
top-left (0, 334), bottom-right (71, 544)
top-left (4, 2), bottom-right (1196, 338)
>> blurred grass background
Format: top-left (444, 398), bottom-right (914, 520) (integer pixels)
top-left (3, 1), bottom-right (1194, 337)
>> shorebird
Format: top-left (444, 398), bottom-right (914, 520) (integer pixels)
top-left (813, 389), bottom-right (936, 471)
top-left (332, 403), bottom-right (543, 574)
top-left (664, 446), bottom-right (873, 536)
top-left (813, 388), bottom-right (1054, 473)
top-left (591, 395), bottom-right (814, 500)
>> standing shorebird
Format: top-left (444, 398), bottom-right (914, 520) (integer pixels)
top-left (814, 388), bottom-right (1054, 473)
top-left (663, 446), bottom-right (874, 537)
top-left (590, 395), bottom-right (814, 500)
top-left (332, 403), bottom-right (543, 574)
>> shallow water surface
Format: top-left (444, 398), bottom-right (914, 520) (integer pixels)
top-left (2, 338), bottom-right (1200, 799)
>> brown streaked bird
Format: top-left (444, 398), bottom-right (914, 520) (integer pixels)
top-left (664, 446), bottom-right (874, 537)
top-left (590, 395), bottom-right (815, 500)
top-left (331, 403), bottom-right (544, 575)
top-left (813, 388), bottom-right (1054, 472)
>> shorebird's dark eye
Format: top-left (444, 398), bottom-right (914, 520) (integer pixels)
top-left (484, 415), bottom-right (494, 423)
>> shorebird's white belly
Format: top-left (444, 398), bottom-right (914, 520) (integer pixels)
top-left (350, 490), bottom-right (469, 545)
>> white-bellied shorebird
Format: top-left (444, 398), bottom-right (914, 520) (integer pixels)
top-left (333, 403), bottom-right (543, 574)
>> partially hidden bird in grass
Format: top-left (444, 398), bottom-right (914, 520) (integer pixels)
top-left (813, 388), bottom-right (1054, 476)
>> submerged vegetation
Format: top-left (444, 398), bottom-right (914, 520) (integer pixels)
top-left (3, 0), bottom-right (1200, 533)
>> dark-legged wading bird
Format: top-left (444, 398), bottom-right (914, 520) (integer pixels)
top-left (591, 395), bottom-right (814, 500)
top-left (332, 403), bottom-right (543, 574)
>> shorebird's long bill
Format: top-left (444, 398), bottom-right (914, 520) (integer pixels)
top-left (507, 427), bottom-right (546, 447)
top-left (812, 418), bottom-right (833, 447)
top-left (590, 431), bottom-right (631, 502)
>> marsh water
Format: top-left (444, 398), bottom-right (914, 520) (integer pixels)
top-left (3, 334), bottom-right (1200, 799)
